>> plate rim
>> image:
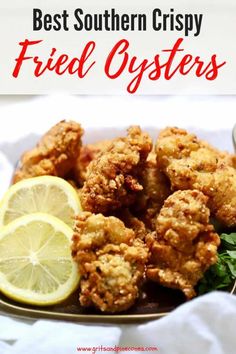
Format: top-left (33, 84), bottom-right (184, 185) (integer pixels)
top-left (0, 281), bottom-right (235, 323)
top-left (0, 296), bottom-right (169, 323)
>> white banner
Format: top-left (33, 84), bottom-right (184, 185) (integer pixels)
top-left (0, 0), bottom-right (235, 94)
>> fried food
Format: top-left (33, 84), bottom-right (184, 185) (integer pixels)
top-left (73, 140), bottom-right (112, 186)
top-left (13, 120), bottom-right (83, 183)
top-left (146, 190), bottom-right (220, 299)
top-left (11, 120), bottom-right (234, 310)
top-left (156, 127), bottom-right (236, 226)
top-left (114, 209), bottom-right (147, 241)
top-left (81, 126), bottom-right (152, 214)
top-left (136, 151), bottom-right (171, 230)
top-left (72, 212), bottom-right (149, 313)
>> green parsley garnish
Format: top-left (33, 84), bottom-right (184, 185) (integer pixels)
top-left (197, 233), bottom-right (236, 294)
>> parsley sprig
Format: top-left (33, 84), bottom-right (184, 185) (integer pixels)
top-left (198, 233), bottom-right (236, 294)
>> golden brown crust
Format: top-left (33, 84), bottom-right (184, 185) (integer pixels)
top-left (146, 190), bottom-right (220, 299)
top-left (136, 151), bottom-right (171, 230)
top-left (73, 140), bottom-right (112, 186)
top-left (156, 127), bottom-right (236, 226)
top-left (114, 209), bottom-right (147, 241)
top-left (205, 165), bottom-right (236, 227)
top-left (72, 212), bottom-right (149, 313)
top-left (13, 120), bottom-right (83, 183)
top-left (80, 126), bottom-right (152, 214)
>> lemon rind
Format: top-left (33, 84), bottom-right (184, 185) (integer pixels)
top-left (0, 213), bottom-right (80, 306)
top-left (0, 176), bottom-right (82, 227)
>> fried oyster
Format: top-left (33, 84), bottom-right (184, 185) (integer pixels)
top-left (136, 151), bottom-right (171, 230)
top-left (13, 120), bottom-right (83, 183)
top-left (156, 127), bottom-right (236, 227)
top-left (72, 212), bottom-right (149, 313)
top-left (72, 140), bottom-right (112, 186)
top-left (80, 126), bottom-right (152, 214)
top-left (147, 190), bottom-right (220, 299)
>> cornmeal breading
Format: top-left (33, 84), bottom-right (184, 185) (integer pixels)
top-left (72, 212), bottom-right (149, 313)
top-left (114, 209), bottom-right (147, 241)
top-left (73, 140), bottom-right (112, 186)
top-left (81, 126), bottom-right (152, 214)
top-left (137, 151), bottom-right (171, 230)
top-left (156, 127), bottom-right (236, 226)
top-left (146, 190), bottom-right (220, 299)
top-left (13, 120), bottom-right (83, 183)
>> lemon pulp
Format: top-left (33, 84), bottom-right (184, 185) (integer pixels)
top-left (0, 213), bottom-right (80, 306)
top-left (0, 176), bottom-right (81, 228)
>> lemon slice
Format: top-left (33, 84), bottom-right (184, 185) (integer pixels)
top-left (0, 176), bottom-right (81, 228)
top-left (0, 213), bottom-right (80, 306)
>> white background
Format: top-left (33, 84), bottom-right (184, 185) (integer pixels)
top-left (0, 94), bottom-right (235, 144)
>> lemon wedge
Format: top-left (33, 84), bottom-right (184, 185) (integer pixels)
top-left (0, 213), bottom-right (80, 306)
top-left (0, 176), bottom-right (81, 228)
